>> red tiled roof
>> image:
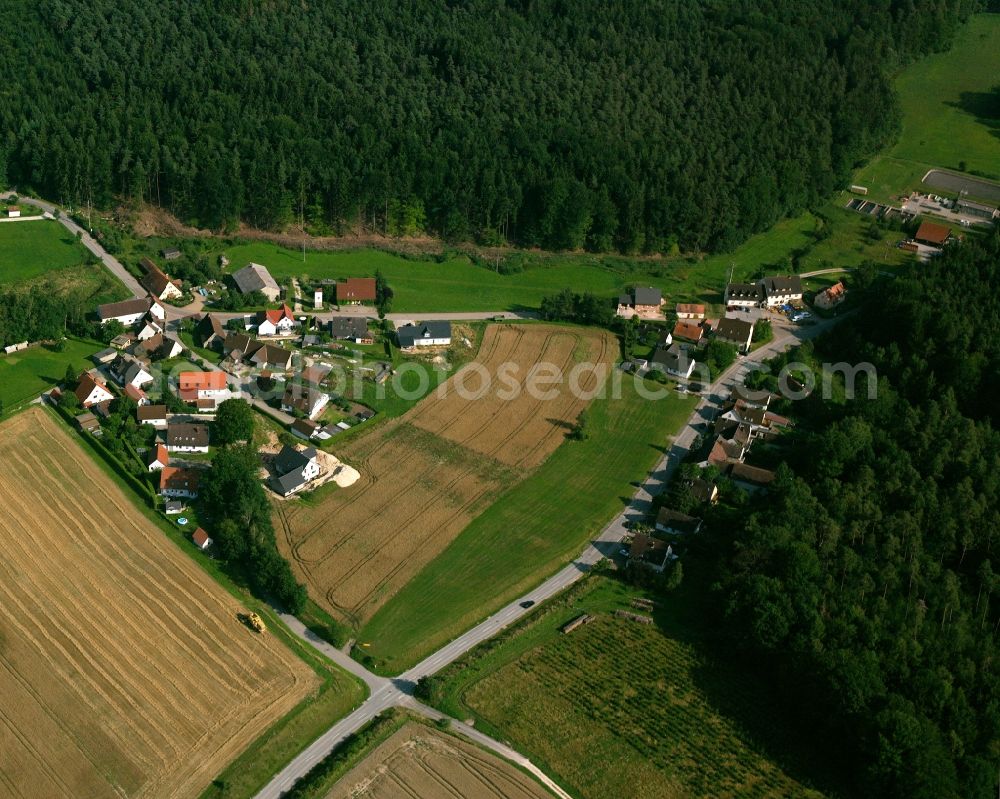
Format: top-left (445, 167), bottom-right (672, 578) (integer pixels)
top-left (915, 221), bottom-right (950, 245)
top-left (147, 444), bottom-right (169, 467)
top-left (159, 467), bottom-right (200, 494)
top-left (264, 304), bottom-right (295, 325)
top-left (178, 371), bottom-right (227, 391)
top-left (337, 278), bottom-right (376, 302)
top-left (75, 372), bottom-right (111, 405)
top-left (672, 320), bottom-right (704, 342)
top-left (192, 528), bottom-right (211, 547)
top-left (675, 303), bottom-right (706, 315)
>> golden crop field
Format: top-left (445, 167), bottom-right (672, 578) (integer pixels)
top-left (276, 324), bottom-right (614, 627)
top-left (324, 722), bottom-right (552, 799)
top-left (0, 408), bottom-right (318, 799)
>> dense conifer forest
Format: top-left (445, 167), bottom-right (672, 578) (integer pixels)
top-left (0, 0), bottom-right (977, 251)
top-left (709, 230), bottom-right (1000, 798)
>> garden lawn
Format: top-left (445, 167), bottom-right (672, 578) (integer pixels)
top-left (356, 378), bottom-right (698, 673)
top-left (852, 14), bottom-right (1000, 202)
top-left (427, 574), bottom-right (841, 799)
top-left (0, 337), bottom-right (101, 413)
top-left (0, 219), bottom-right (90, 286)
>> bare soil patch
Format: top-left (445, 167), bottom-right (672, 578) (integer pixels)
top-left (275, 325), bottom-right (614, 627)
top-left (0, 408), bottom-right (317, 799)
top-left (323, 722), bottom-right (552, 799)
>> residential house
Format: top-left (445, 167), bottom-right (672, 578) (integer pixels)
top-left (165, 500), bottom-right (185, 514)
top-left (675, 303), bottom-right (706, 319)
top-left (255, 304), bottom-right (297, 336)
top-left (132, 333), bottom-right (182, 361)
top-left (815, 281), bottom-right (847, 310)
top-left (650, 344), bottom-right (695, 379)
top-left (729, 462), bottom-right (777, 490)
top-left (165, 423), bottom-right (210, 453)
top-left (336, 277), bottom-right (377, 304)
top-left (137, 404), bottom-right (168, 429)
top-left (628, 533), bottom-right (676, 573)
top-left (291, 418), bottom-right (319, 440)
top-left (195, 313), bottom-right (228, 349)
top-left (161, 247), bottom-right (181, 260)
top-left (159, 466), bottom-right (200, 499)
top-left (136, 318), bottom-right (164, 341)
top-left (74, 372), bottom-right (114, 408)
top-left (656, 507), bottom-right (703, 535)
top-left (672, 319), bottom-right (705, 343)
top-left (139, 257), bottom-right (183, 301)
top-left (110, 332), bottom-right (137, 349)
top-left (282, 386), bottom-right (329, 420)
top-left (706, 435), bottom-right (747, 468)
top-left (272, 445), bottom-right (322, 497)
top-left (300, 365), bottom-right (330, 387)
top-left (124, 384), bottom-right (149, 405)
top-left (192, 527), bottom-right (213, 550)
top-left (146, 443), bottom-right (170, 472)
top-left (616, 286), bottom-right (664, 318)
top-left (96, 296), bottom-right (164, 327)
top-left (110, 355), bottom-right (154, 391)
top-left (760, 275), bottom-right (803, 307)
top-left (250, 343), bottom-right (293, 371)
top-left (91, 347), bottom-right (118, 365)
top-left (329, 317), bottom-right (374, 343)
top-left (74, 412), bottom-right (101, 435)
top-left (178, 371), bottom-right (229, 406)
top-left (724, 282), bottom-right (764, 309)
top-left (231, 262), bottom-right (281, 302)
top-left (397, 321), bottom-right (452, 348)
top-left (688, 478), bottom-right (719, 504)
top-left (914, 221), bottom-right (951, 247)
top-left (731, 383), bottom-right (774, 410)
top-left (714, 317), bottom-right (755, 353)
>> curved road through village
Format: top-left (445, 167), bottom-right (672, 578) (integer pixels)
top-left (7, 192), bottom-right (850, 798)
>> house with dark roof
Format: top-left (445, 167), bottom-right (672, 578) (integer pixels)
top-left (291, 418), bottom-right (319, 440)
top-left (137, 404), bottom-right (168, 429)
top-left (628, 533), bottom-right (676, 573)
top-left (282, 386), bottom-right (329, 420)
top-left (650, 344), bottom-right (695, 378)
top-left (760, 275), bottom-right (803, 307)
top-left (616, 286), bottom-right (664, 318)
top-left (75, 372), bottom-right (114, 408)
top-left (231, 263), bottom-right (281, 302)
top-left (714, 317), bottom-right (755, 353)
top-left (655, 508), bottom-right (703, 535)
top-left (165, 423), bottom-right (210, 453)
top-left (729, 462), bottom-right (777, 490)
top-left (688, 478), bottom-right (719, 504)
top-left (195, 313), bottom-right (228, 349)
top-left (139, 257), bottom-right (183, 301)
top-left (96, 296), bottom-right (164, 327)
top-left (336, 278), bottom-right (377, 304)
top-left (74, 412), bottom-right (101, 435)
top-left (397, 321), bottom-right (452, 348)
top-left (725, 282), bottom-right (764, 309)
top-left (329, 317), bottom-right (373, 343)
top-left (272, 445), bottom-right (321, 497)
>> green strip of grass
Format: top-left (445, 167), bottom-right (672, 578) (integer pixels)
top-left (0, 337), bottom-right (102, 414)
top-left (427, 572), bottom-right (841, 799)
top-left (356, 375), bottom-right (698, 674)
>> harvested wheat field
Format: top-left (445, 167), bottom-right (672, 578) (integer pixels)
top-left (0, 407), bottom-right (318, 799)
top-left (325, 723), bottom-right (552, 799)
top-left (276, 324), bottom-right (613, 627)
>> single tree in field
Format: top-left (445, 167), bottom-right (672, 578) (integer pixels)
top-left (214, 398), bottom-right (255, 445)
top-left (64, 363), bottom-right (78, 386)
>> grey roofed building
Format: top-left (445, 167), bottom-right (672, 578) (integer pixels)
top-left (274, 468), bottom-right (310, 496)
top-left (166, 422), bottom-right (210, 449)
top-left (619, 286), bottom-right (662, 307)
top-left (274, 444), bottom-right (316, 476)
top-left (760, 274), bottom-right (803, 297)
top-left (714, 316), bottom-right (755, 348)
top-left (329, 317), bottom-right (372, 340)
top-left (650, 344), bottom-right (694, 378)
top-left (396, 320), bottom-right (452, 348)
top-left (231, 262), bottom-right (281, 301)
top-left (724, 282), bottom-right (765, 304)
top-left (91, 347), bottom-right (118, 365)
top-left (195, 313), bottom-right (227, 348)
top-left (96, 297), bottom-right (152, 321)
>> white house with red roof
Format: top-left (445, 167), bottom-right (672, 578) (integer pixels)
top-left (255, 305), bottom-right (297, 337)
top-left (74, 372), bottom-right (114, 408)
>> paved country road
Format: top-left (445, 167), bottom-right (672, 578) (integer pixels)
top-left (255, 312), bottom-right (847, 798)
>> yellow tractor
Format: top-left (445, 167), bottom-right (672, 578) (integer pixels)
top-left (240, 612), bottom-right (267, 633)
